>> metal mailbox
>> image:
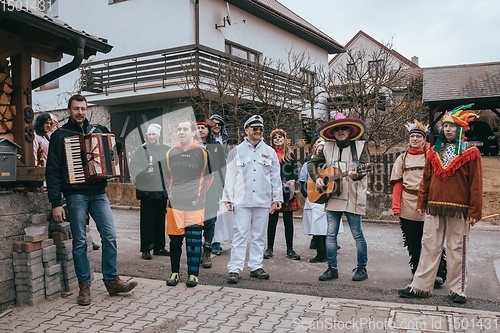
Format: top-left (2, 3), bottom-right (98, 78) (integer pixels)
top-left (0, 138), bottom-right (21, 182)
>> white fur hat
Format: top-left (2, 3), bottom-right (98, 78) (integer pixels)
top-left (147, 123), bottom-right (161, 136)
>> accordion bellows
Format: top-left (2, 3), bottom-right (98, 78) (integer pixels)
top-left (64, 133), bottom-right (120, 185)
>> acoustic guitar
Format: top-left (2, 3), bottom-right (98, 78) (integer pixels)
top-left (307, 163), bottom-right (372, 204)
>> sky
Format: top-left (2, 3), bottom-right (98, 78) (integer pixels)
top-left (279, 0), bottom-right (499, 68)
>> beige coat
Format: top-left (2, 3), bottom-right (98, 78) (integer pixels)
top-left (390, 151), bottom-right (425, 221)
top-left (322, 140), bottom-right (368, 215)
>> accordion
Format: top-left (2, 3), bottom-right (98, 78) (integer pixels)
top-left (64, 133), bottom-right (120, 185)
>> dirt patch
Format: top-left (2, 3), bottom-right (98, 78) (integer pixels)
top-left (481, 156), bottom-right (500, 223)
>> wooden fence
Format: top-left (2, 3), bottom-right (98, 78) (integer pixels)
top-left (115, 146), bottom-right (399, 195)
top-left (291, 147), bottom-right (399, 195)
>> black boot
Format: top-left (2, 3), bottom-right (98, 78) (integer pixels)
top-left (309, 237), bottom-right (317, 249)
top-left (201, 245), bottom-right (212, 268)
top-left (310, 236), bottom-right (327, 263)
top-left (435, 248), bottom-right (447, 287)
top-left (319, 267), bottom-right (338, 281)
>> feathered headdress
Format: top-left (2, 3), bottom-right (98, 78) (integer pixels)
top-left (405, 120), bottom-right (430, 137)
top-left (434, 103), bottom-right (479, 154)
top-left (441, 103), bottom-right (479, 130)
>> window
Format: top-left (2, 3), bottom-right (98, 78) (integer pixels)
top-left (225, 42), bottom-right (259, 62)
top-left (368, 60), bottom-right (383, 77)
top-left (38, 60), bottom-right (59, 89)
top-left (346, 63), bottom-right (355, 80)
top-left (301, 68), bottom-right (316, 97)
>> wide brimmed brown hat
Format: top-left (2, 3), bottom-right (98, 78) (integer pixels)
top-left (317, 113), bottom-right (366, 140)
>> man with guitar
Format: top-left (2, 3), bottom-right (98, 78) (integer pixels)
top-left (307, 113), bottom-right (370, 282)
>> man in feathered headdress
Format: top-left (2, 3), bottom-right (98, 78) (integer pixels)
top-left (398, 104), bottom-right (483, 304)
top-left (390, 120), bottom-right (446, 287)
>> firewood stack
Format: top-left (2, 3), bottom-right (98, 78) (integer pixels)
top-left (0, 58), bottom-right (16, 142)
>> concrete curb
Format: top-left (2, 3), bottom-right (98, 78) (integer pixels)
top-left (110, 205), bottom-right (140, 210)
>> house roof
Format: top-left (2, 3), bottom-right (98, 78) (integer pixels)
top-left (328, 30), bottom-right (419, 68)
top-left (423, 61), bottom-right (500, 105)
top-left (0, 0), bottom-right (112, 60)
top-left (423, 61), bottom-right (500, 134)
top-left (226, 0), bottom-right (345, 54)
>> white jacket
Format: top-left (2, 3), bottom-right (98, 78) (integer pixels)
top-left (223, 138), bottom-right (283, 208)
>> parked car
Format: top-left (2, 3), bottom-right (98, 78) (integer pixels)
top-left (465, 121), bottom-right (499, 156)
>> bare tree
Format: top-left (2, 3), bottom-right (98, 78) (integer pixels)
top-left (319, 41), bottom-right (428, 153)
top-left (178, 48), bottom-right (320, 144)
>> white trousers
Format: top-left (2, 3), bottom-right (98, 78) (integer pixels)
top-left (410, 214), bottom-right (470, 296)
top-left (227, 207), bottom-right (269, 273)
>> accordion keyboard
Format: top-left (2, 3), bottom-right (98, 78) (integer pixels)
top-left (64, 136), bottom-right (86, 184)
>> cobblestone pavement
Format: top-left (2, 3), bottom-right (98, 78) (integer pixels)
top-left (1, 273), bottom-right (500, 332)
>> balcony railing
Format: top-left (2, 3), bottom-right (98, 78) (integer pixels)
top-left (81, 44), bottom-right (306, 105)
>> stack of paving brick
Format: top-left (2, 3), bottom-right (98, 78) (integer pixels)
top-left (13, 243), bottom-right (45, 306)
top-left (42, 242), bottom-right (61, 301)
top-left (12, 229), bottom-right (61, 305)
top-left (49, 222), bottom-right (78, 293)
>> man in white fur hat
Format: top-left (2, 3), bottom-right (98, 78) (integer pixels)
top-left (129, 123), bottom-right (171, 260)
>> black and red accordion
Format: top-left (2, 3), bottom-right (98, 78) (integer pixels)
top-left (64, 133), bottom-right (120, 185)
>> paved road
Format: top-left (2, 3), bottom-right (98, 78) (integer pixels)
top-left (3, 272), bottom-right (500, 333)
top-left (89, 208), bottom-right (500, 312)
top-left (1, 209), bottom-right (499, 332)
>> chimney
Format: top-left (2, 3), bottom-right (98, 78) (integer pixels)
top-left (411, 56), bottom-right (419, 66)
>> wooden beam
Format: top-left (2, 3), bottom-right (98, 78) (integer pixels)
top-left (0, 29), bottom-right (63, 62)
top-left (490, 108), bottom-right (500, 119)
top-left (428, 104), bottom-right (444, 145)
top-left (0, 46), bottom-right (20, 60)
top-left (16, 166), bottom-right (45, 182)
top-left (10, 51), bottom-right (35, 166)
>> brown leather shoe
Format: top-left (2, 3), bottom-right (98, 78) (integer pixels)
top-left (104, 276), bottom-right (138, 296)
top-left (77, 282), bottom-right (91, 306)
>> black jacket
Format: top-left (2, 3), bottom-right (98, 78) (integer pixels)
top-left (279, 152), bottom-right (299, 182)
top-left (46, 118), bottom-right (107, 208)
top-left (129, 142), bottom-right (170, 200)
top-left (201, 138), bottom-right (226, 216)
top-left (278, 152), bottom-right (299, 203)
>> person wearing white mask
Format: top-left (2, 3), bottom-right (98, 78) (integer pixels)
top-left (129, 123), bottom-right (170, 260)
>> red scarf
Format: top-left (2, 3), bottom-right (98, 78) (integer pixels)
top-left (275, 146), bottom-right (284, 163)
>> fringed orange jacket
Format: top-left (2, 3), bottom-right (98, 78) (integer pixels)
top-left (416, 145), bottom-right (483, 220)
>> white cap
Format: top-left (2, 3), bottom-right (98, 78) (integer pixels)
top-left (147, 123), bottom-right (161, 136)
top-left (244, 115), bottom-right (264, 129)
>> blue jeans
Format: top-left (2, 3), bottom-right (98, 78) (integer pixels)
top-left (326, 211), bottom-right (367, 269)
top-left (66, 193), bottom-right (117, 284)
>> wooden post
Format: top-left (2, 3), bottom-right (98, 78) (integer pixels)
top-left (10, 51), bottom-right (34, 167)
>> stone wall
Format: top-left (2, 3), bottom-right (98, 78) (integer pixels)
top-left (106, 182), bottom-right (138, 207)
top-left (0, 192), bottom-right (51, 310)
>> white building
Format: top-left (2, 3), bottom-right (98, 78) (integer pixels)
top-left (329, 30), bottom-right (419, 75)
top-left (327, 30), bottom-right (420, 118)
top-left (32, 0), bottom-right (345, 175)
